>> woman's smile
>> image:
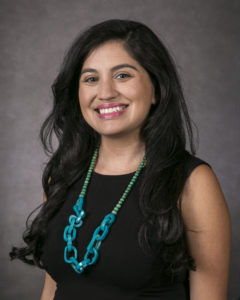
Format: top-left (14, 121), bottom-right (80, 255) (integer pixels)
top-left (95, 103), bottom-right (129, 119)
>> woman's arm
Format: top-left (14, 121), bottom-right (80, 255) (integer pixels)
top-left (181, 164), bottom-right (231, 300)
top-left (40, 271), bottom-right (57, 300)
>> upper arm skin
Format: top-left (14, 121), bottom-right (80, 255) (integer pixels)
top-left (40, 271), bottom-right (57, 300)
top-left (181, 164), bottom-right (231, 300)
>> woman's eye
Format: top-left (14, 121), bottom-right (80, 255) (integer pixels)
top-left (84, 77), bottom-right (98, 83)
top-left (116, 73), bottom-right (131, 79)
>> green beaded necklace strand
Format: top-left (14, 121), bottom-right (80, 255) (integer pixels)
top-left (63, 147), bottom-right (146, 274)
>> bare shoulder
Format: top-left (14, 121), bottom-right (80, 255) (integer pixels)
top-left (181, 164), bottom-right (230, 231)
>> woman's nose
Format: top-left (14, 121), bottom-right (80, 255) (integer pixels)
top-left (97, 78), bottom-right (118, 100)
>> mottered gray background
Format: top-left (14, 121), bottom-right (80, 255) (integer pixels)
top-left (0, 0), bottom-right (239, 299)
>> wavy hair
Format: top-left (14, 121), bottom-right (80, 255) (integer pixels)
top-left (10, 19), bottom-right (198, 280)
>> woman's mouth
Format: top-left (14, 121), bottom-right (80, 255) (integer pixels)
top-left (95, 105), bottom-right (128, 119)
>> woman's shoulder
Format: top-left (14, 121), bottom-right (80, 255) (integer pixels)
top-left (174, 150), bottom-right (213, 195)
top-left (180, 151), bottom-right (227, 220)
top-left (181, 150), bottom-right (212, 177)
top-left (176, 150), bottom-right (214, 209)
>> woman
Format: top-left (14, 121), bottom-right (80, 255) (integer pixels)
top-left (10, 19), bottom-right (231, 299)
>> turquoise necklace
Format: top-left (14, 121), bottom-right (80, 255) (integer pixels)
top-left (63, 147), bottom-right (146, 274)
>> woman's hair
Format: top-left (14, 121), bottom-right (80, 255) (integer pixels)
top-left (10, 19), bottom-right (197, 280)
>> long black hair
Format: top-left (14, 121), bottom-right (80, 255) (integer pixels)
top-left (10, 19), bottom-right (198, 280)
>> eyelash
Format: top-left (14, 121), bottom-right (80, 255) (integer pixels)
top-left (83, 73), bottom-right (131, 83)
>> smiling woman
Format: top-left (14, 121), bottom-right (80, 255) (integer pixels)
top-left (78, 41), bottom-right (155, 140)
top-left (9, 19), bottom-right (231, 300)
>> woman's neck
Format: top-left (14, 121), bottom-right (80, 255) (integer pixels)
top-left (94, 137), bottom-right (145, 175)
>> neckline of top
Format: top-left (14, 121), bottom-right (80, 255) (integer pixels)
top-left (92, 166), bottom-right (146, 177)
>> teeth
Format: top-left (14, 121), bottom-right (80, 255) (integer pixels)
top-left (99, 106), bottom-right (126, 114)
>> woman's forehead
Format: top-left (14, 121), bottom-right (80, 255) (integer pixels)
top-left (82, 41), bottom-right (140, 70)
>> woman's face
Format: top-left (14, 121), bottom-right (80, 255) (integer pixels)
top-left (78, 41), bottom-right (155, 139)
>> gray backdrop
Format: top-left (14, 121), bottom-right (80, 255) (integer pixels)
top-left (1, 0), bottom-right (239, 299)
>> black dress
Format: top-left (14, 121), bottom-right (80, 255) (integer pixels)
top-left (41, 151), bottom-right (211, 300)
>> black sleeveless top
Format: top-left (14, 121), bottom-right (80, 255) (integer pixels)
top-left (41, 152), bottom-right (211, 300)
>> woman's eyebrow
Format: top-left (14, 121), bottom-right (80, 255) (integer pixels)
top-left (80, 63), bottom-right (138, 76)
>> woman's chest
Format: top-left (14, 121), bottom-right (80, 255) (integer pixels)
top-left (41, 173), bottom-right (155, 289)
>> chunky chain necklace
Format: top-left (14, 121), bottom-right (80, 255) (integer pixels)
top-left (63, 147), bottom-right (146, 274)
